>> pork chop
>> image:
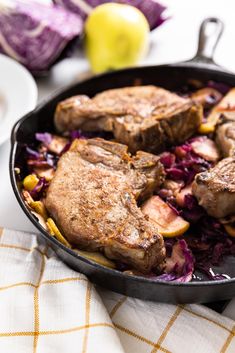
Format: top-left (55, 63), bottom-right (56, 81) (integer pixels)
top-left (216, 113), bottom-right (235, 157)
top-left (45, 138), bottom-right (166, 272)
top-left (192, 157), bottom-right (235, 218)
top-left (55, 86), bottom-right (202, 153)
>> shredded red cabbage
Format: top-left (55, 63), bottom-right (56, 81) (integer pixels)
top-left (35, 132), bottom-right (52, 146)
top-left (26, 146), bottom-right (58, 171)
top-left (160, 140), bottom-right (212, 186)
top-left (182, 194), bottom-right (205, 223)
top-left (29, 177), bottom-right (48, 200)
top-left (159, 136), bottom-right (235, 281)
top-left (207, 81), bottom-right (231, 95)
top-left (26, 147), bottom-right (41, 160)
top-left (70, 130), bottom-right (89, 140)
top-left (159, 152), bottom-right (175, 168)
top-left (152, 240), bottom-right (194, 283)
top-left (186, 218), bottom-right (235, 275)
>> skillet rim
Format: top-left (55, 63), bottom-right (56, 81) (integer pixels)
top-left (9, 63), bottom-right (235, 288)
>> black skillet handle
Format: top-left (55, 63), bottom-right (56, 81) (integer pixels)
top-left (183, 18), bottom-right (225, 70)
top-left (194, 18), bottom-right (224, 64)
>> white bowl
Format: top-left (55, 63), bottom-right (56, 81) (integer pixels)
top-left (0, 54), bottom-right (38, 145)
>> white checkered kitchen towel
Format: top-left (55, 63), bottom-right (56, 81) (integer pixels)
top-left (0, 227), bottom-right (235, 353)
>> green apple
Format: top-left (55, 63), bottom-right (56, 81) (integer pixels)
top-left (84, 3), bottom-right (150, 73)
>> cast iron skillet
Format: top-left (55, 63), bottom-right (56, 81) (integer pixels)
top-left (10, 18), bottom-right (235, 303)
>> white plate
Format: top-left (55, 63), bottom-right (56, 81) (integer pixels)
top-left (0, 54), bottom-right (38, 145)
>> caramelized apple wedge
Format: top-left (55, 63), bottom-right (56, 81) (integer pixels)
top-left (191, 137), bottom-right (220, 162)
top-left (142, 196), bottom-right (190, 237)
top-left (199, 88), bottom-right (235, 133)
top-left (224, 223), bottom-right (235, 237)
top-left (46, 218), bottom-right (71, 248)
top-left (176, 184), bottom-right (193, 207)
top-left (73, 249), bottom-right (116, 269)
top-left (191, 88), bottom-right (222, 108)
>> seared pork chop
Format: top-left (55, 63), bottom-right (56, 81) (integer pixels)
top-left (45, 138), bottom-right (166, 272)
top-left (216, 113), bottom-right (235, 157)
top-left (192, 157), bottom-right (235, 218)
top-left (55, 86), bottom-right (202, 153)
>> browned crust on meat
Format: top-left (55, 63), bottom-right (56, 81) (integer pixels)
top-left (194, 157), bottom-right (235, 193)
top-left (216, 113), bottom-right (235, 157)
top-left (55, 95), bottom-right (91, 132)
top-left (54, 86), bottom-right (202, 153)
top-left (114, 103), bottom-right (202, 153)
top-left (192, 157), bottom-right (235, 218)
top-left (45, 138), bottom-right (166, 272)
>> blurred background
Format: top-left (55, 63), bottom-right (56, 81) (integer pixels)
top-left (1, 0), bottom-right (235, 97)
top-left (36, 0), bottom-right (235, 99)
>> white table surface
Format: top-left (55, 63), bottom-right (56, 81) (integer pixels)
top-left (1, 0), bottom-right (235, 317)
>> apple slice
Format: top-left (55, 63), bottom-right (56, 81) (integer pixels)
top-left (73, 249), bottom-right (116, 269)
top-left (191, 137), bottom-right (220, 162)
top-left (191, 88), bottom-right (222, 108)
top-left (142, 196), bottom-right (190, 237)
top-left (224, 224), bottom-right (235, 237)
top-left (175, 184), bottom-right (193, 207)
top-left (199, 88), bottom-right (235, 133)
top-left (46, 218), bottom-right (71, 248)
